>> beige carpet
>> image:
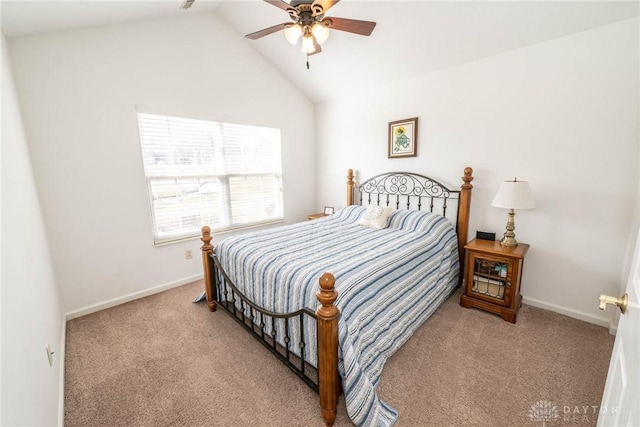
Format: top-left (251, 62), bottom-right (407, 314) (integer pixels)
top-left (65, 280), bottom-right (614, 426)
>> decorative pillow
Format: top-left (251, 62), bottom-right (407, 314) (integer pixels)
top-left (357, 205), bottom-right (394, 229)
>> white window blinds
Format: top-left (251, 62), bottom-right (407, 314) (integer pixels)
top-left (137, 112), bottom-right (283, 245)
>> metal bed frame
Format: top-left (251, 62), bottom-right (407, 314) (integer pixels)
top-left (200, 167), bottom-right (473, 426)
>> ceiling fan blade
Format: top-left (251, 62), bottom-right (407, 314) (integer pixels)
top-left (245, 23), bottom-right (289, 40)
top-left (263, 0), bottom-right (295, 13)
top-left (325, 17), bottom-right (376, 36)
top-left (311, 0), bottom-right (340, 16)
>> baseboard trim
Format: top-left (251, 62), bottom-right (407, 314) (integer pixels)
top-left (522, 295), bottom-right (614, 332)
top-left (65, 273), bottom-right (204, 320)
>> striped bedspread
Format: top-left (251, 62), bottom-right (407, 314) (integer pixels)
top-left (215, 205), bottom-right (460, 426)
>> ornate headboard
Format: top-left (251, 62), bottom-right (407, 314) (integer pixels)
top-left (346, 167), bottom-right (474, 281)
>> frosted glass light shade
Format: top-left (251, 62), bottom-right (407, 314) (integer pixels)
top-left (311, 22), bottom-right (330, 45)
top-left (300, 34), bottom-right (316, 54)
top-left (492, 180), bottom-right (535, 210)
top-left (284, 24), bottom-right (302, 45)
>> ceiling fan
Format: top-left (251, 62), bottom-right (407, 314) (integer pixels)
top-left (245, 0), bottom-right (376, 68)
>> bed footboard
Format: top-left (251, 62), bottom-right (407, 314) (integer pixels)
top-left (200, 226), bottom-right (216, 312)
top-left (317, 272), bottom-right (339, 426)
top-left (200, 227), bottom-right (340, 426)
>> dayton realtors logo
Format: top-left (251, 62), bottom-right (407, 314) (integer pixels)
top-left (529, 400), bottom-right (560, 426)
top-left (528, 400), bottom-right (617, 424)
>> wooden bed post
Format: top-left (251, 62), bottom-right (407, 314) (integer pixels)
top-left (457, 167), bottom-right (474, 283)
top-left (316, 272), bottom-right (339, 427)
top-left (346, 169), bottom-right (354, 206)
top-left (200, 226), bottom-right (216, 312)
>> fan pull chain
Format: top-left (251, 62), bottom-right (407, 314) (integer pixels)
top-left (306, 53), bottom-right (310, 70)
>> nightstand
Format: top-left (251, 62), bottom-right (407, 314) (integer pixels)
top-left (307, 213), bottom-right (328, 220)
top-left (460, 238), bottom-right (529, 323)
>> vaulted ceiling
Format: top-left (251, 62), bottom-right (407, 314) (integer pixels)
top-left (2, 1), bottom-right (639, 104)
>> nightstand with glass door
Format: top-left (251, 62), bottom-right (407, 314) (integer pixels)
top-left (460, 238), bottom-right (529, 323)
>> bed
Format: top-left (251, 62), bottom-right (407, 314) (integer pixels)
top-left (199, 167), bottom-right (473, 426)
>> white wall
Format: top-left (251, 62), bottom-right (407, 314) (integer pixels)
top-left (316, 18), bottom-right (639, 327)
top-left (7, 12), bottom-right (316, 314)
top-left (1, 33), bottom-right (64, 426)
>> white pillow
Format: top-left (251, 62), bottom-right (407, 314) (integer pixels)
top-left (357, 205), bottom-right (394, 229)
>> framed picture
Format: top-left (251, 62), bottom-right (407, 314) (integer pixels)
top-left (323, 206), bottom-right (335, 215)
top-left (388, 117), bottom-right (418, 158)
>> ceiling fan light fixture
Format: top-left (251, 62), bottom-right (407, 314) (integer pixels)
top-left (284, 24), bottom-right (302, 45)
top-left (311, 21), bottom-right (330, 45)
top-left (245, 0), bottom-right (377, 66)
top-left (301, 34), bottom-right (317, 54)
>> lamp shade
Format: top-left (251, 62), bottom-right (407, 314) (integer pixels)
top-left (492, 180), bottom-right (535, 210)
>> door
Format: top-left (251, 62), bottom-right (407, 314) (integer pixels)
top-left (597, 230), bottom-right (640, 426)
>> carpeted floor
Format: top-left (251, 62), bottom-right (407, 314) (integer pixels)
top-left (64, 280), bottom-right (614, 426)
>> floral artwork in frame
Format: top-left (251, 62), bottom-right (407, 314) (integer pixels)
top-left (388, 117), bottom-right (418, 158)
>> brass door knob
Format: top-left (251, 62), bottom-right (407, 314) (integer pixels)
top-left (598, 293), bottom-right (628, 314)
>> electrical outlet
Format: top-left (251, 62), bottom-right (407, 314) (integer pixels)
top-left (185, 250), bottom-right (193, 260)
top-left (46, 344), bottom-right (54, 367)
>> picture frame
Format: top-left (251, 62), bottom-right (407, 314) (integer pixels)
top-left (323, 206), bottom-right (335, 215)
top-left (388, 117), bottom-right (418, 158)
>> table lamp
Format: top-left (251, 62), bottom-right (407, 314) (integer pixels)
top-left (491, 178), bottom-right (535, 247)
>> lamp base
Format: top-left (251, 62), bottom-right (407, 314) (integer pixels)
top-left (500, 209), bottom-right (519, 247)
top-left (500, 235), bottom-right (518, 247)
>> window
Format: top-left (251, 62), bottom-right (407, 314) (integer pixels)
top-left (137, 112), bottom-right (283, 245)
